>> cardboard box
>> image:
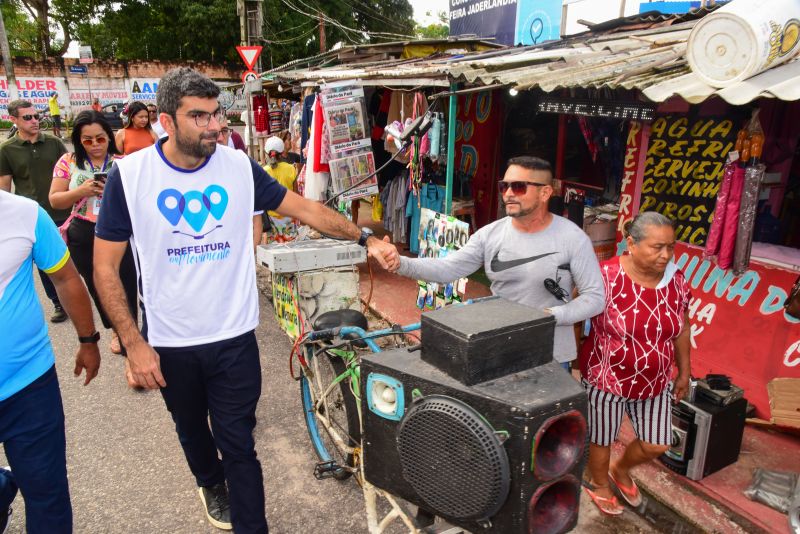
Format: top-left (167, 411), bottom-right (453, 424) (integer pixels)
top-left (768, 378), bottom-right (800, 429)
top-left (584, 218), bottom-right (617, 243)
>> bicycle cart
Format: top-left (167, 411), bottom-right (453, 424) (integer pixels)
top-left (294, 309), bottom-right (432, 533)
top-left (291, 299), bottom-right (589, 534)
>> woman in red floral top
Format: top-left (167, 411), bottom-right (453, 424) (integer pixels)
top-left (579, 211), bottom-right (692, 515)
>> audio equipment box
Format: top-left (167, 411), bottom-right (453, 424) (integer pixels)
top-left (660, 396), bottom-right (747, 481)
top-left (420, 297), bottom-right (555, 385)
top-left (360, 298), bottom-right (588, 534)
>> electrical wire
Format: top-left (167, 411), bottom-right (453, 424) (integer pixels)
top-left (262, 25), bottom-right (318, 45)
top-left (279, 0), bottom-right (415, 41)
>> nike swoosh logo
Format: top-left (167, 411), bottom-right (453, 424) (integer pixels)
top-left (491, 251), bottom-right (557, 272)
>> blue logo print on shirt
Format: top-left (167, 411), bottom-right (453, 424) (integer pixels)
top-left (157, 185), bottom-right (228, 236)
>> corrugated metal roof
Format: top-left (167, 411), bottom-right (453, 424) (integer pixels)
top-left (270, 13), bottom-right (800, 105)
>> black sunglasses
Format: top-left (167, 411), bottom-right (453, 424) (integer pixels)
top-left (497, 180), bottom-right (548, 195)
top-left (20, 113), bottom-right (41, 121)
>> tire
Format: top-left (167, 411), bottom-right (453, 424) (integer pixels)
top-left (300, 345), bottom-right (361, 480)
top-left (39, 117), bottom-right (53, 131)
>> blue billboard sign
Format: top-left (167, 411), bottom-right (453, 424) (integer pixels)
top-left (515, 0), bottom-right (562, 45)
top-left (449, 0), bottom-right (519, 46)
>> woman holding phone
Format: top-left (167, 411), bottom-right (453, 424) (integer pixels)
top-left (49, 110), bottom-right (138, 357)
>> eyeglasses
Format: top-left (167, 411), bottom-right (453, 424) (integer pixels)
top-left (219, 128), bottom-right (231, 135)
top-left (81, 136), bottom-right (109, 147)
top-left (497, 180), bottom-right (548, 195)
top-left (176, 108), bottom-right (225, 128)
top-left (20, 113), bottom-right (41, 121)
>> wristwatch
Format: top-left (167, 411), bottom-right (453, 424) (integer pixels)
top-left (78, 331), bottom-right (100, 344)
top-left (358, 227), bottom-right (374, 247)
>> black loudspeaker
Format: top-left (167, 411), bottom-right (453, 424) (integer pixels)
top-left (421, 298), bottom-right (555, 385)
top-left (361, 299), bottom-right (588, 534)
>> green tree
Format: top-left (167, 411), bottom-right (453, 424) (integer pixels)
top-left (415, 10), bottom-right (448, 39)
top-left (1, 0), bottom-right (39, 57)
top-left (15, 0), bottom-right (105, 58)
top-left (75, 0), bottom-right (240, 61)
top-left (261, 0), bottom-right (415, 68)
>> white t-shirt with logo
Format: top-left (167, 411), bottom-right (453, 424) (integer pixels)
top-left (96, 140), bottom-right (287, 347)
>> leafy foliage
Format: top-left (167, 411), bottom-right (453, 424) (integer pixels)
top-left (414, 10), bottom-right (449, 39)
top-left (5, 0), bottom-right (420, 64)
top-left (1, 0), bottom-right (40, 57)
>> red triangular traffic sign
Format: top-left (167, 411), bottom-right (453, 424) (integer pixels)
top-left (236, 46), bottom-right (263, 70)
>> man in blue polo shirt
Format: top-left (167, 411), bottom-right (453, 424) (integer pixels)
top-left (93, 67), bottom-right (399, 533)
top-left (0, 189), bottom-right (101, 533)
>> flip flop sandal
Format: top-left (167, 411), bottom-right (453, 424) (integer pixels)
top-left (583, 486), bottom-right (624, 516)
top-left (608, 471), bottom-right (643, 507)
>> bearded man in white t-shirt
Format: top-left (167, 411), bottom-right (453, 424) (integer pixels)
top-left (93, 67), bottom-right (399, 534)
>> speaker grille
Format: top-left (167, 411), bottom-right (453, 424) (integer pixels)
top-left (396, 395), bottom-right (510, 520)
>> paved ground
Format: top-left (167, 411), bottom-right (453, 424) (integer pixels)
top-left (1, 261), bottom-right (662, 531)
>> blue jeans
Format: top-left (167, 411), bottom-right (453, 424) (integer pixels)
top-left (0, 366), bottom-right (71, 533)
top-left (156, 331), bottom-right (266, 534)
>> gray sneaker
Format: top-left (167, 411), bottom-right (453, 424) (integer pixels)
top-left (198, 483), bottom-right (232, 530)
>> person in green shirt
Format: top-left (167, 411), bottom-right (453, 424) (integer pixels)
top-left (0, 99), bottom-right (70, 322)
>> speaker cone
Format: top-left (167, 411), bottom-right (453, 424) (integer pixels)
top-left (527, 476), bottom-right (580, 534)
top-left (366, 373), bottom-right (404, 421)
top-left (532, 410), bottom-right (587, 480)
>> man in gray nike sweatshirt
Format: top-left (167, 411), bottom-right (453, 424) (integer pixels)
top-left (392, 156), bottom-right (604, 367)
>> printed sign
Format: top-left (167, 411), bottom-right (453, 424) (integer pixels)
top-left (450, 0), bottom-right (518, 45)
top-left (515, 0), bottom-right (561, 45)
top-left (329, 152), bottom-right (378, 201)
top-left (616, 121), bottom-right (648, 243)
top-left (537, 98), bottom-right (657, 122)
top-left (0, 77), bottom-right (69, 119)
top-left (670, 242), bottom-right (800, 419)
top-left (639, 114), bottom-right (741, 246)
top-left (128, 78), bottom-right (160, 103)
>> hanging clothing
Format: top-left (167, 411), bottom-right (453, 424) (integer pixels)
top-left (300, 94), bottom-right (315, 159)
top-left (289, 103), bottom-right (303, 154)
top-left (303, 96), bottom-right (329, 201)
top-left (406, 183), bottom-right (445, 254)
top-left (718, 166), bottom-right (746, 269)
top-left (312, 97), bottom-right (331, 173)
top-left (268, 107), bottom-right (283, 133)
top-left (254, 107), bottom-right (269, 134)
top-left (380, 175), bottom-right (409, 244)
top-left (704, 162), bottom-right (736, 260)
top-left (733, 164), bottom-right (766, 275)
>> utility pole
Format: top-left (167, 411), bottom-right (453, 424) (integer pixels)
top-left (319, 11), bottom-right (326, 53)
top-left (236, 0), bottom-right (248, 46)
top-left (0, 6), bottom-right (19, 101)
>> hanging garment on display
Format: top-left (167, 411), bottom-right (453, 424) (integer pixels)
top-left (428, 114), bottom-right (441, 161)
top-left (268, 106), bottom-right (283, 134)
top-left (704, 162), bottom-right (737, 260)
top-left (381, 175), bottom-right (409, 244)
top-left (370, 89), bottom-right (392, 141)
top-left (312, 96), bottom-right (331, 173)
top-left (303, 96), bottom-right (330, 201)
top-left (733, 164), bottom-right (766, 275)
top-left (718, 166), bottom-right (746, 269)
top-left (289, 102), bottom-right (303, 154)
top-left (406, 183), bottom-right (445, 254)
top-left (300, 93), bottom-right (315, 158)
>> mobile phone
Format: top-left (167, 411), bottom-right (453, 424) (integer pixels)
top-left (94, 172), bottom-right (108, 183)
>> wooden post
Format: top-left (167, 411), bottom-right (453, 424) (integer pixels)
top-left (319, 12), bottom-right (326, 52)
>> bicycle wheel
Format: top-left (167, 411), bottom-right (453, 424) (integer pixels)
top-left (39, 116), bottom-right (53, 131)
top-left (300, 345), bottom-right (361, 480)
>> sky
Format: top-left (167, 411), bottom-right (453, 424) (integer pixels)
top-left (410, 0), bottom-right (450, 26)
